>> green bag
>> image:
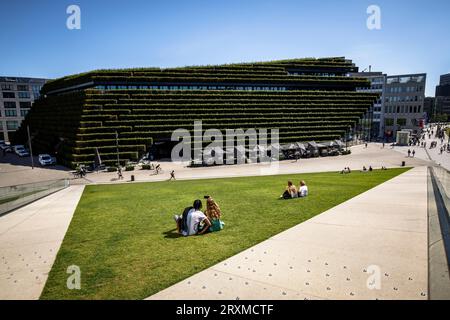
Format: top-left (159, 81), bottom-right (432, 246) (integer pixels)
top-left (210, 218), bottom-right (225, 232)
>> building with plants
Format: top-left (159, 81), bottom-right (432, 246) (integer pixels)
top-left (15, 57), bottom-right (378, 168)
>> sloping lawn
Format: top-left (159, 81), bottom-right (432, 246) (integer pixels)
top-left (41, 168), bottom-right (409, 299)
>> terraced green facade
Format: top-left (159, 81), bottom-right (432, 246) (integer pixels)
top-left (15, 58), bottom-right (377, 168)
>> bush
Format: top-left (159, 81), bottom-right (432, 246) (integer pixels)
top-left (107, 166), bottom-right (117, 172)
top-left (141, 164), bottom-right (151, 170)
top-left (125, 165), bottom-right (134, 171)
top-left (341, 150), bottom-right (352, 155)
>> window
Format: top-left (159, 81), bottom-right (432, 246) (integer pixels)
top-left (5, 109), bottom-right (17, 117)
top-left (17, 85), bottom-right (29, 91)
top-left (19, 101), bottom-right (31, 108)
top-left (6, 121), bottom-right (19, 130)
top-left (4, 101), bottom-right (16, 108)
top-left (20, 109), bottom-right (29, 117)
top-left (1, 84), bottom-right (14, 90)
top-left (397, 118), bottom-right (406, 126)
top-left (385, 118), bottom-right (394, 126)
top-left (3, 92), bottom-right (15, 98)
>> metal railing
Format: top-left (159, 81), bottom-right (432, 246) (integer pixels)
top-left (431, 165), bottom-right (450, 217)
top-left (0, 179), bottom-right (69, 216)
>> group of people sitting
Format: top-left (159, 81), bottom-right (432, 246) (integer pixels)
top-left (280, 180), bottom-right (309, 199)
top-left (340, 167), bottom-right (352, 174)
top-left (173, 196), bottom-right (224, 236)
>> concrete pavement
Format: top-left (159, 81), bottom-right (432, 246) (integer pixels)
top-left (0, 185), bottom-right (85, 300)
top-left (148, 167), bottom-right (428, 300)
top-left (82, 143), bottom-right (430, 184)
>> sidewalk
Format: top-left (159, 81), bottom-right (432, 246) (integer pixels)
top-left (0, 185), bottom-right (85, 300)
top-left (148, 167), bottom-right (428, 300)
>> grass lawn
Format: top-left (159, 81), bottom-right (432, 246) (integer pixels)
top-left (41, 168), bottom-right (410, 299)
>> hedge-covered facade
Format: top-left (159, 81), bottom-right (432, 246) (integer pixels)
top-left (15, 57), bottom-right (377, 168)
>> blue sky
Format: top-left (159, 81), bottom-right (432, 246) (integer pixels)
top-left (0, 0), bottom-right (448, 96)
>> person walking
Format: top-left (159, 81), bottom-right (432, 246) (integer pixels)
top-left (117, 166), bottom-right (123, 180)
top-left (412, 150), bottom-right (416, 158)
top-left (407, 149), bottom-right (411, 157)
top-left (169, 170), bottom-right (176, 181)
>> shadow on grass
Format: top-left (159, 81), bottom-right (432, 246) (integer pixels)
top-left (163, 228), bottom-right (184, 239)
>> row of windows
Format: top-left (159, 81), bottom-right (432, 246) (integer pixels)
top-left (356, 84), bottom-right (383, 91)
top-left (2, 101), bottom-right (31, 108)
top-left (2, 121), bottom-right (19, 130)
top-left (384, 118), bottom-right (420, 127)
top-left (384, 105), bottom-right (422, 114)
top-left (2, 91), bottom-right (31, 99)
top-left (385, 95), bottom-right (422, 103)
top-left (387, 75), bottom-right (425, 84)
top-left (95, 85), bottom-right (289, 91)
top-left (386, 86), bottom-right (423, 94)
top-left (1, 84), bottom-right (42, 92)
top-left (0, 109), bottom-right (29, 117)
top-left (289, 72), bottom-right (337, 77)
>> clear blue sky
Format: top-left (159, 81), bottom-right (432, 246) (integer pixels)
top-left (0, 0), bottom-right (448, 96)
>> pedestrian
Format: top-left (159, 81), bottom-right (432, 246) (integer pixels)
top-left (407, 149), bottom-right (411, 157)
top-left (117, 166), bottom-right (123, 180)
top-left (382, 142), bottom-right (385, 148)
top-left (169, 170), bottom-right (176, 181)
top-left (365, 142), bottom-right (368, 148)
top-left (412, 150), bottom-right (415, 158)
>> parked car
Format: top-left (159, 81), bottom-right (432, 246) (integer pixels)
top-left (14, 145), bottom-right (30, 157)
top-left (0, 143), bottom-right (12, 153)
top-left (38, 154), bottom-right (55, 166)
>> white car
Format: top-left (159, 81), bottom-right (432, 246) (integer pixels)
top-left (14, 145), bottom-right (30, 157)
top-left (38, 154), bottom-right (54, 166)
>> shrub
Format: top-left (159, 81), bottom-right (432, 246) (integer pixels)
top-left (125, 165), bottom-right (134, 171)
top-left (107, 166), bottom-right (117, 172)
top-left (141, 164), bottom-right (151, 170)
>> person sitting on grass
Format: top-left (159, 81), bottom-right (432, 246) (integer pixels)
top-left (205, 196), bottom-right (225, 232)
top-left (298, 180), bottom-right (309, 198)
top-left (280, 181), bottom-right (298, 199)
top-left (173, 199), bottom-right (211, 236)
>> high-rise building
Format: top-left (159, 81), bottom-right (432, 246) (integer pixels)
top-left (435, 73), bottom-right (450, 116)
top-left (382, 74), bottom-right (426, 139)
top-left (0, 76), bottom-right (48, 142)
top-left (440, 73), bottom-right (450, 86)
top-left (349, 72), bottom-right (386, 139)
top-left (423, 97), bottom-right (436, 119)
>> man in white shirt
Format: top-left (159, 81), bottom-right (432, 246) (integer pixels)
top-left (174, 199), bottom-right (211, 236)
top-left (298, 180), bottom-right (308, 197)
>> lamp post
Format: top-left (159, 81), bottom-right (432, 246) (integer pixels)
top-left (27, 125), bottom-right (34, 169)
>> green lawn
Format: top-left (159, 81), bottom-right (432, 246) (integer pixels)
top-left (41, 168), bottom-right (410, 299)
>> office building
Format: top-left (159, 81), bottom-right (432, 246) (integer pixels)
top-left (0, 76), bottom-right (48, 142)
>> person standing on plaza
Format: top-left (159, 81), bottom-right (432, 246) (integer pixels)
top-left (169, 170), bottom-right (176, 181)
top-left (412, 150), bottom-right (415, 158)
top-left (407, 149), bottom-right (411, 157)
